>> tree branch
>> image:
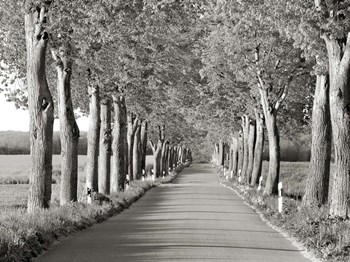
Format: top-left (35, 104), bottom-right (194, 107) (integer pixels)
top-left (275, 77), bottom-right (292, 111)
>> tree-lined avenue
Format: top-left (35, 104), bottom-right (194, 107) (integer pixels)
top-left (36, 165), bottom-right (311, 262)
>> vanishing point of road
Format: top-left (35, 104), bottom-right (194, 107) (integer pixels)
top-left (37, 164), bottom-right (312, 262)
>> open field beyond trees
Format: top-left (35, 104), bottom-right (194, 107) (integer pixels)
top-left (0, 155), bottom-right (154, 210)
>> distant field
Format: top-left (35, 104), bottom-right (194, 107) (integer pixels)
top-left (261, 161), bottom-right (309, 199)
top-left (0, 155), bottom-right (154, 182)
top-left (0, 154), bottom-right (154, 210)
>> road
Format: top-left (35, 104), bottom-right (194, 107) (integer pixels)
top-left (37, 164), bottom-right (311, 262)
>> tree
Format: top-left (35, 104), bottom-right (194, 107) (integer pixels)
top-left (52, 45), bottom-right (80, 205)
top-left (99, 98), bottom-right (112, 195)
top-left (25, 1), bottom-right (54, 211)
top-left (111, 93), bottom-right (127, 193)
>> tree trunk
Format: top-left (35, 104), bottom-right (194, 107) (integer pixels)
top-left (172, 146), bottom-right (177, 169)
top-left (127, 114), bottom-right (138, 181)
top-left (166, 145), bottom-right (172, 174)
top-left (133, 124), bottom-right (141, 180)
top-left (303, 75), bottom-right (331, 207)
top-left (52, 47), bottom-right (80, 205)
top-left (153, 142), bottom-right (162, 178)
top-left (150, 126), bottom-right (164, 178)
top-left (237, 133), bottom-right (244, 176)
top-left (111, 94), bottom-right (127, 192)
top-left (219, 140), bottom-right (224, 166)
top-left (231, 137), bottom-right (238, 176)
top-left (86, 84), bottom-right (100, 194)
top-left (98, 99), bottom-right (112, 195)
top-left (241, 115), bottom-right (250, 182)
top-left (246, 120), bottom-right (256, 183)
top-left (25, 5), bottom-right (54, 212)
top-left (323, 35), bottom-right (350, 217)
top-left (251, 111), bottom-right (264, 186)
top-left (140, 121), bottom-right (148, 172)
top-left (260, 89), bottom-right (280, 196)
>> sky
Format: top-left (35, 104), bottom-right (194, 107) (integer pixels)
top-left (0, 93), bottom-right (89, 132)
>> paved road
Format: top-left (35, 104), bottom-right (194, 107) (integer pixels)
top-left (37, 164), bottom-right (311, 262)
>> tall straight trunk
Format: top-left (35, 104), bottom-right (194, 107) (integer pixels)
top-left (237, 133), bottom-right (244, 176)
top-left (178, 146), bottom-right (183, 164)
top-left (246, 120), bottom-right (256, 183)
top-left (251, 111), bottom-right (264, 186)
top-left (150, 126), bottom-right (164, 178)
top-left (98, 99), bottom-right (112, 195)
top-left (231, 137), bottom-right (238, 176)
top-left (260, 89), bottom-right (280, 196)
top-left (133, 124), bottom-right (141, 180)
top-left (228, 147), bottom-right (233, 173)
top-left (140, 121), bottom-right (148, 172)
top-left (213, 144), bottom-right (219, 165)
top-left (127, 114), bottom-right (138, 181)
top-left (241, 116), bottom-right (250, 182)
top-left (160, 141), bottom-right (167, 176)
top-left (164, 143), bottom-right (170, 175)
top-left (303, 75), bottom-right (331, 206)
top-left (111, 94), bottom-right (127, 192)
top-left (172, 146), bottom-right (178, 168)
top-left (86, 84), bottom-right (100, 193)
top-left (219, 140), bottom-right (224, 166)
top-left (153, 142), bottom-right (162, 178)
top-left (323, 34), bottom-right (350, 217)
top-left (25, 4), bottom-right (54, 211)
top-left (168, 146), bottom-right (173, 171)
top-left (166, 145), bottom-right (172, 174)
top-left (52, 47), bottom-right (79, 205)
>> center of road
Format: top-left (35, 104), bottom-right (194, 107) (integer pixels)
top-left (37, 164), bottom-right (311, 262)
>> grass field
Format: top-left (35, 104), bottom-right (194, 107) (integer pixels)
top-left (0, 155), bottom-right (154, 210)
top-left (261, 161), bottom-right (309, 199)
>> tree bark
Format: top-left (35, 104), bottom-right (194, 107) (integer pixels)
top-left (52, 46), bottom-right (79, 205)
top-left (237, 133), bottom-right (244, 177)
top-left (150, 125), bottom-right (164, 178)
top-left (111, 94), bottom-right (127, 192)
top-left (98, 98), bottom-right (112, 195)
top-left (133, 124), bottom-right (141, 180)
top-left (86, 84), bottom-right (100, 194)
top-left (323, 35), bottom-right (350, 217)
top-left (303, 75), bottom-right (331, 206)
top-left (140, 121), bottom-right (148, 172)
top-left (218, 140), bottom-right (224, 166)
top-left (25, 4), bottom-right (54, 212)
top-left (231, 137), bottom-right (238, 176)
top-left (260, 89), bottom-right (280, 196)
top-left (251, 111), bottom-right (264, 186)
top-left (127, 114), bottom-right (138, 181)
top-left (246, 119), bottom-right (256, 183)
top-left (241, 115), bottom-right (250, 182)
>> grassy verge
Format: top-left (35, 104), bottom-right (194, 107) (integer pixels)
top-left (218, 168), bottom-right (350, 262)
top-left (0, 164), bottom-right (188, 262)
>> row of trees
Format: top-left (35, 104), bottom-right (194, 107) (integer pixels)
top-left (2, 1), bottom-right (349, 218)
top-left (201, 0), bottom-right (350, 218)
top-left (0, 0), bottom-right (199, 212)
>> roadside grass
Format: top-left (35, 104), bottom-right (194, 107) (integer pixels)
top-left (0, 163), bottom-right (188, 262)
top-left (261, 161), bottom-right (309, 199)
top-left (219, 165), bottom-right (350, 262)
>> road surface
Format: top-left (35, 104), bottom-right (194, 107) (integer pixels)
top-left (37, 164), bottom-right (311, 262)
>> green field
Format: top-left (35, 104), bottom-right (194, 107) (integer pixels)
top-left (0, 155), bottom-right (154, 210)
